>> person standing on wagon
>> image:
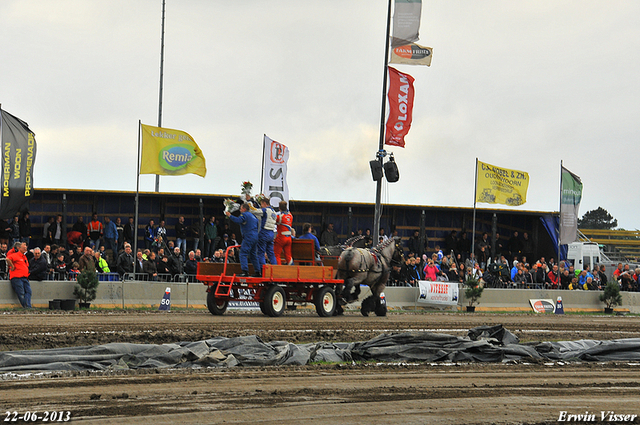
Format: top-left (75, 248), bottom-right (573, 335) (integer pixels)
top-left (251, 196), bottom-right (278, 269)
top-left (274, 200), bottom-right (293, 265)
top-left (225, 203), bottom-right (260, 277)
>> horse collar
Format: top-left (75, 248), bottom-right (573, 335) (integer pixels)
top-left (371, 251), bottom-right (379, 266)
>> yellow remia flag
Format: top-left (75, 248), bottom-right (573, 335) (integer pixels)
top-left (476, 161), bottom-right (529, 206)
top-left (140, 124), bottom-right (207, 177)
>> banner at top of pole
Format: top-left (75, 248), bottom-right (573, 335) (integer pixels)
top-left (140, 123), bottom-right (206, 177)
top-left (391, 0), bottom-right (422, 48)
top-left (0, 108), bottom-right (37, 220)
top-left (262, 135), bottom-right (290, 208)
top-left (561, 166), bottom-right (582, 205)
top-left (475, 160), bottom-right (529, 206)
top-left (559, 166), bottom-right (583, 245)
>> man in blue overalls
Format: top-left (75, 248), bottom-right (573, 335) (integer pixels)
top-left (225, 203), bottom-right (260, 277)
top-left (252, 197), bottom-right (278, 270)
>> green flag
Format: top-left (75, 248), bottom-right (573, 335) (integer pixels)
top-left (559, 166), bottom-right (583, 245)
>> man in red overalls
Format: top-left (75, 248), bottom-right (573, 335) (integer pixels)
top-left (273, 201), bottom-right (293, 265)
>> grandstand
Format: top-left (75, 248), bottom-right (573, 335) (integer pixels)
top-left (23, 188), bottom-right (559, 260)
top-left (578, 228), bottom-right (640, 262)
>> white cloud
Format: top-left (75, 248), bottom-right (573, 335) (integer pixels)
top-left (1, 0), bottom-right (639, 229)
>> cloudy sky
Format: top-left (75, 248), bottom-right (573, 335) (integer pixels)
top-left (1, 1), bottom-right (638, 228)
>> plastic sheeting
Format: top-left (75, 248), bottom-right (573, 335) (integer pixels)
top-left (2, 325), bottom-right (640, 373)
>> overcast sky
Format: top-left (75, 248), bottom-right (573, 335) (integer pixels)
top-left (1, 1), bottom-right (638, 229)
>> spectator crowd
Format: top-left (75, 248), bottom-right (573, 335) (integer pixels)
top-left (0, 211), bottom-right (245, 284)
top-left (387, 229), bottom-right (640, 292)
top-left (1, 210), bottom-right (638, 296)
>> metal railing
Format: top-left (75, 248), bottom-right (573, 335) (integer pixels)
top-left (577, 229), bottom-right (591, 243)
top-left (387, 276), bottom-right (623, 291)
top-left (42, 271), bottom-right (121, 282)
top-left (122, 273), bottom-right (201, 283)
top-left (1, 270), bottom-right (205, 283)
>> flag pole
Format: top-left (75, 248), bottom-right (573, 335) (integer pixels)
top-left (260, 135), bottom-right (266, 195)
top-left (134, 121), bottom-right (141, 271)
top-left (373, 0), bottom-right (393, 248)
top-left (155, 0), bottom-right (166, 193)
top-left (471, 158), bottom-right (478, 258)
top-left (558, 160), bottom-right (563, 261)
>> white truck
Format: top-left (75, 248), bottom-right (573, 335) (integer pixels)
top-left (566, 242), bottom-right (638, 280)
top-left (566, 242), bottom-right (602, 271)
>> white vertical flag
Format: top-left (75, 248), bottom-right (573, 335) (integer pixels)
top-left (391, 0), bottom-right (423, 48)
top-left (262, 135), bottom-right (290, 208)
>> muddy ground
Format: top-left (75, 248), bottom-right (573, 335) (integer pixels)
top-left (1, 310), bottom-right (640, 424)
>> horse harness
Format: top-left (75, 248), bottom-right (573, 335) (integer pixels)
top-left (338, 238), bottom-right (401, 276)
top-left (338, 248), bottom-right (379, 274)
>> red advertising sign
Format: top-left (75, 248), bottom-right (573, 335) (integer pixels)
top-left (385, 66), bottom-right (415, 148)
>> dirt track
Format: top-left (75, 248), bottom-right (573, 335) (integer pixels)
top-left (2, 310), bottom-right (640, 424)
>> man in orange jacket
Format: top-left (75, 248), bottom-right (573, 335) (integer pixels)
top-left (6, 241), bottom-right (31, 308)
top-left (88, 213), bottom-right (104, 251)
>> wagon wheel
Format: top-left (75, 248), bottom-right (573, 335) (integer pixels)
top-left (259, 301), bottom-right (267, 315)
top-left (263, 285), bottom-right (286, 317)
top-left (207, 290), bottom-right (228, 316)
top-left (314, 286), bottom-right (336, 317)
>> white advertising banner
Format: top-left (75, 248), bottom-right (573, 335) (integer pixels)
top-left (262, 135), bottom-right (290, 208)
top-left (417, 281), bottom-right (459, 306)
top-left (529, 299), bottom-right (556, 313)
top-left (391, 0), bottom-right (423, 48)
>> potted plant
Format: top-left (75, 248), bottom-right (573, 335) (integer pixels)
top-left (599, 281), bottom-right (622, 314)
top-left (73, 268), bottom-right (99, 309)
top-left (464, 277), bottom-right (483, 312)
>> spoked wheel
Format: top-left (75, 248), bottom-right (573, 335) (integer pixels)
top-left (314, 286), bottom-right (336, 317)
top-left (263, 285), bottom-right (286, 317)
top-left (207, 290), bottom-right (228, 316)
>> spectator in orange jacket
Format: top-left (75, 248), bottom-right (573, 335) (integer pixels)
top-left (6, 242), bottom-right (31, 308)
top-left (88, 213), bottom-right (103, 251)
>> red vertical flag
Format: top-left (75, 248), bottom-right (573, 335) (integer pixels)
top-left (385, 66), bottom-right (415, 148)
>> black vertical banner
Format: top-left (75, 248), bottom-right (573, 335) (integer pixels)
top-left (0, 109), bottom-right (37, 219)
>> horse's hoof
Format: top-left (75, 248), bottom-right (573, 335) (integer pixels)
top-left (360, 309), bottom-right (370, 317)
top-left (374, 302), bottom-right (387, 317)
top-left (339, 297), bottom-right (348, 306)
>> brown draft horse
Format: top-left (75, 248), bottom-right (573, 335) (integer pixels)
top-left (336, 237), bottom-right (404, 316)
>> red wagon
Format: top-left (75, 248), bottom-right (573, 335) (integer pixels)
top-left (197, 240), bottom-right (343, 317)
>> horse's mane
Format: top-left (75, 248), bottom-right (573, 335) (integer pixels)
top-left (343, 235), bottom-right (365, 247)
top-left (372, 237), bottom-right (397, 254)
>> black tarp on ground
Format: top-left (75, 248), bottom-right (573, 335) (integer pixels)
top-left (536, 339), bottom-right (640, 361)
top-left (2, 325), bottom-right (640, 373)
